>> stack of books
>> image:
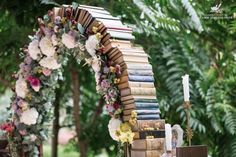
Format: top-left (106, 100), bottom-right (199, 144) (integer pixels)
top-left (54, 5), bottom-right (165, 157)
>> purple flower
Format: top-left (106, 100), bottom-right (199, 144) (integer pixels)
top-left (104, 94), bottom-right (110, 101)
top-left (12, 104), bottom-right (17, 111)
top-left (16, 109), bottom-right (23, 116)
top-left (24, 56), bottom-right (33, 65)
top-left (54, 16), bottom-right (61, 24)
top-left (108, 88), bottom-right (117, 98)
top-left (106, 104), bottom-right (115, 113)
top-left (101, 79), bottom-right (110, 89)
top-left (103, 66), bottom-right (110, 74)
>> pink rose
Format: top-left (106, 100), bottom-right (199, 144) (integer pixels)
top-left (19, 130), bottom-right (27, 135)
top-left (27, 76), bottom-right (41, 92)
top-left (42, 68), bottom-right (52, 76)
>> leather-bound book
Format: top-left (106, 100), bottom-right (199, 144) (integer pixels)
top-left (131, 149), bottom-right (163, 157)
top-left (132, 119), bottom-right (165, 132)
top-left (132, 138), bottom-right (165, 150)
top-left (133, 130), bottom-right (165, 139)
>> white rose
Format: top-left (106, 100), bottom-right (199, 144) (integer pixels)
top-left (39, 37), bottom-right (55, 57)
top-left (91, 57), bottom-right (101, 72)
top-left (62, 33), bottom-right (76, 49)
top-left (20, 108), bottom-right (39, 125)
top-left (28, 40), bottom-right (41, 60)
top-left (95, 72), bottom-right (101, 84)
top-left (15, 77), bottom-right (28, 98)
top-left (30, 134), bottom-right (37, 142)
top-left (108, 118), bottom-right (122, 141)
top-left (85, 35), bottom-right (100, 57)
top-left (39, 56), bottom-right (61, 70)
top-left (51, 34), bottom-right (58, 46)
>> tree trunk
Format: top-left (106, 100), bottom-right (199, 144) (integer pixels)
top-left (70, 67), bottom-right (88, 157)
top-left (51, 87), bottom-right (61, 157)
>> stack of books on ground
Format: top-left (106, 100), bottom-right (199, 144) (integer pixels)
top-left (130, 120), bottom-right (166, 157)
top-left (130, 138), bottom-right (165, 157)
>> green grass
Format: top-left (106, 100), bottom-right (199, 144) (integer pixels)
top-left (43, 144), bottom-right (80, 157)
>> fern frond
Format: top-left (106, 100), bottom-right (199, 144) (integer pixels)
top-left (180, 0), bottom-right (203, 32)
top-left (223, 111), bottom-right (236, 135)
top-left (133, 0), bottom-right (180, 31)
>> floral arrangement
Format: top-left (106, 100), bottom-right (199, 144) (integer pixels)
top-left (0, 6), bottom-right (135, 156)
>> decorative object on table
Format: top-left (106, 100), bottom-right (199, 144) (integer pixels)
top-left (175, 74), bottom-right (208, 157)
top-left (171, 124), bottom-right (184, 156)
top-left (161, 124), bottom-right (183, 157)
top-left (0, 3), bottom-right (165, 157)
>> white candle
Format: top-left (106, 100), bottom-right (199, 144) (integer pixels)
top-left (165, 124), bottom-right (172, 151)
top-left (182, 74), bottom-right (190, 102)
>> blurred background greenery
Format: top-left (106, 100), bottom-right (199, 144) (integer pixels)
top-left (0, 0), bottom-right (236, 157)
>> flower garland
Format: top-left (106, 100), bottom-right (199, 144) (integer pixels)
top-left (0, 6), bottom-right (135, 156)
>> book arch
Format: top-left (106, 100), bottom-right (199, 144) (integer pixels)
top-left (4, 4), bottom-right (165, 157)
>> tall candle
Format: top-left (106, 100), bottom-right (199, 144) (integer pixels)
top-left (182, 74), bottom-right (190, 102)
top-left (165, 124), bottom-right (172, 151)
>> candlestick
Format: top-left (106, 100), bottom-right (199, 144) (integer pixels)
top-left (182, 74), bottom-right (190, 102)
top-left (183, 101), bottom-right (193, 146)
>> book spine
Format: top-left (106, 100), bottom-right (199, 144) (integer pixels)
top-left (134, 99), bottom-right (157, 103)
top-left (131, 150), bottom-right (162, 157)
top-left (131, 138), bottom-right (165, 150)
top-left (106, 26), bottom-right (132, 31)
top-left (137, 114), bottom-right (160, 120)
top-left (125, 109), bottom-right (160, 116)
top-left (107, 30), bottom-right (135, 40)
top-left (129, 75), bottom-right (154, 82)
top-left (121, 88), bottom-right (156, 97)
top-left (128, 70), bottom-right (154, 76)
top-left (118, 82), bottom-right (154, 89)
top-left (132, 120), bottom-right (165, 132)
top-left (135, 102), bottom-right (159, 109)
top-left (126, 63), bottom-right (152, 70)
top-left (134, 130), bottom-right (165, 139)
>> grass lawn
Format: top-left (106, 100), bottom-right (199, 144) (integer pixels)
top-left (43, 144), bottom-right (109, 157)
top-left (43, 144), bottom-right (80, 157)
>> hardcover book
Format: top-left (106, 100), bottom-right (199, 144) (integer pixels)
top-left (133, 130), bottom-right (165, 139)
top-left (120, 87), bottom-right (156, 97)
top-left (118, 81), bottom-right (154, 90)
top-left (131, 149), bottom-right (163, 157)
top-left (132, 138), bottom-right (165, 150)
top-left (120, 95), bottom-right (157, 102)
top-left (123, 114), bottom-right (160, 121)
top-left (113, 55), bottom-right (149, 64)
top-left (108, 48), bottom-right (148, 60)
top-left (119, 75), bottom-right (155, 84)
top-left (123, 109), bottom-right (160, 116)
top-left (123, 102), bottom-right (159, 110)
top-left (132, 119), bottom-right (165, 132)
top-left (122, 99), bottom-right (158, 106)
top-left (101, 30), bottom-right (135, 41)
top-left (119, 47), bottom-right (145, 53)
top-left (125, 63), bottom-right (152, 70)
top-left (103, 40), bottom-right (132, 53)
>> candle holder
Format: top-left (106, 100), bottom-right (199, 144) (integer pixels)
top-left (176, 101), bottom-right (208, 157)
top-left (183, 101), bottom-right (193, 146)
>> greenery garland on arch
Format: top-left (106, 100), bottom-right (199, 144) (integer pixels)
top-left (0, 6), bottom-right (136, 156)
